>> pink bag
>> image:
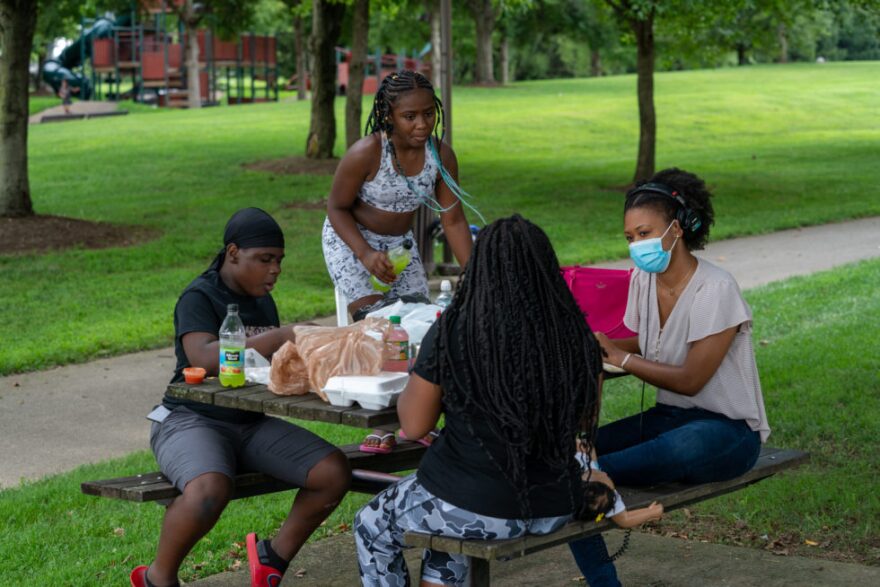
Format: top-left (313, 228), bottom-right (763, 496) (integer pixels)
top-left (560, 266), bottom-right (636, 339)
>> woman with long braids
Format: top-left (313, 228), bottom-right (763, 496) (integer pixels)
top-left (354, 215), bottom-right (604, 586)
top-left (569, 168), bottom-right (770, 586)
top-left (323, 69), bottom-right (478, 453)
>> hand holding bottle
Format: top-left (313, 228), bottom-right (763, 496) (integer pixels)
top-left (370, 239), bottom-right (413, 293)
top-left (361, 249), bottom-right (396, 285)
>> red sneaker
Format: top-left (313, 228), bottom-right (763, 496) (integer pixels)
top-left (246, 533), bottom-right (284, 587)
top-left (129, 566), bottom-right (149, 587)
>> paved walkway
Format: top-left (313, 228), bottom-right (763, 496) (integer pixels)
top-left (189, 529), bottom-right (880, 587)
top-left (28, 100), bottom-right (124, 124)
top-left (0, 217), bottom-right (877, 585)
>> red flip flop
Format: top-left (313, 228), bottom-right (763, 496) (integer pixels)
top-left (246, 532), bottom-right (284, 587)
top-left (129, 566), bottom-right (149, 587)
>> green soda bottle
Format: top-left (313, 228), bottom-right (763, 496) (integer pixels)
top-left (371, 239), bottom-right (413, 293)
top-left (218, 304), bottom-right (246, 388)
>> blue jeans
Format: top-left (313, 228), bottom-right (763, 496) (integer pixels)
top-left (569, 404), bottom-right (761, 586)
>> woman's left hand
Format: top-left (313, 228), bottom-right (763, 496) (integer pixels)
top-left (595, 332), bottom-right (627, 367)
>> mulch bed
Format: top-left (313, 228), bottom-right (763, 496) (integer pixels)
top-left (0, 214), bottom-right (160, 256)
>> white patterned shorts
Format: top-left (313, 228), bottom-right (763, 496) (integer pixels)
top-left (322, 217), bottom-right (430, 303)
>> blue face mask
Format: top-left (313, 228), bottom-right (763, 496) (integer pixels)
top-left (629, 221), bottom-right (678, 273)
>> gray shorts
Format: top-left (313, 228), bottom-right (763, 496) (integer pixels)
top-left (150, 406), bottom-right (338, 492)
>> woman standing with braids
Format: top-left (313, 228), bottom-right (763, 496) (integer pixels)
top-left (569, 168), bottom-right (770, 586)
top-left (354, 215), bottom-right (604, 586)
top-left (324, 70), bottom-right (478, 454)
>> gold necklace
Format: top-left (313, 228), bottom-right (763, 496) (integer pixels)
top-left (659, 262), bottom-right (696, 297)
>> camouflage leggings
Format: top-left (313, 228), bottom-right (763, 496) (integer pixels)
top-left (354, 474), bottom-right (570, 586)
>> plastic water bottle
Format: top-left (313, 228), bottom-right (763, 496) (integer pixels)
top-left (371, 239), bottom-right (413, 293)
top-left (219, 304), bottom-right (246, 387)
top-left (383, 316), bottom-right (409, 372)
top-left (434, 279), bottom-right (453, 309)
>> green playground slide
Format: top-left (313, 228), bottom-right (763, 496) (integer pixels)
top-left (41, 16), bottom-right (130, 100)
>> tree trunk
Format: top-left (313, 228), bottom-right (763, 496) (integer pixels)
top-left (294, 13), bottom-right (307, 100)
top-left (469, 0), bottom-right (495, 84)
top-left (736, 43), bottom-right (748, 66)
top-left (307, 0), bottom-right (345, 159)
top-left (0, 0), bottom-right (37, 218)
top-left (499, 28), bottom-right (510, 85)
top-left (33, 46), bottom-right (50, 92)
top-left (590, 49), bottom-right (603, 77)
top-left (183, 1), bottom-right (202, 109)
top-left (345, 0), bottom-right (369, 148)
top-left (632, 15), bottom-right (655, 182)
top-left (428, 0), bottom-right (441, 88)
top-left (777, 23), bottom-right (788, 64)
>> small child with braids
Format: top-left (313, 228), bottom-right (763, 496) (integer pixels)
top-left (323, 70), bottom-right (478, 453)
top-left (577, 446), bottom-right (664, 529)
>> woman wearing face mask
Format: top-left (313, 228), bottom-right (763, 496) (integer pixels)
top-left (568, 168), bottom-right (770, 586)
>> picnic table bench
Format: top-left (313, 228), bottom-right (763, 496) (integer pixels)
top-left (404, 446), bottom-right (809, 586)
top-left (81, 441), bottom-right (423, 502)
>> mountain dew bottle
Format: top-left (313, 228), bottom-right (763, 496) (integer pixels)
top-left (219, 304), bottom-right (246, 388)
top-left (371, 239), bottom-right (413, 293)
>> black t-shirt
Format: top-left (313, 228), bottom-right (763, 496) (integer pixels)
top-left (164, 269), bottom-right (279, 423)
top-left (414, 317), bottom-right (582, 519)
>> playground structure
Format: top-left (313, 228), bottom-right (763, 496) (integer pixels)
top-left (333, 45), bottom-right (432, 95)
top-left (41, 1), bottom-right (278, 108)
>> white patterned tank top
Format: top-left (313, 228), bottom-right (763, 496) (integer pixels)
top-left (357, 133), bottom-right (439, 213)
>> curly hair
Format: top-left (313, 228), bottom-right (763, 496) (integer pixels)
top-left (430, 214), bottom-right (603, 519)
top-left (364, 70), bottom-right (445, 142)
top-left (624, 167), bottom-right (715, 250)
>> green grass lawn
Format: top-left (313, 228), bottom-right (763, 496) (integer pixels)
top-left (1, 258), bottom-right (877, 584)
top-left (5, 61), bottom-right (879, 375)
top-left (28, 95), bottom-right (62, 115)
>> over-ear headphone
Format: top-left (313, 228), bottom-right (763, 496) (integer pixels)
top-left (626, 182), bottom-right (702, 233)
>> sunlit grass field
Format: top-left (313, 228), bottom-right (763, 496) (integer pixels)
top-left (6, 61), bottom-right (879, 376)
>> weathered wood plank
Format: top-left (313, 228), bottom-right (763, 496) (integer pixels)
top-left (213, 387), bottom-right (270, 410)
top-left (405, 447), bottom-right (809, 561)
top-left (82, 442), bottom-right (427, 503)
top-left (470, 558), bottom-right (491, 587)
top-left (166, 381), bottom-right (400, 428)
top-left (234, 389), bottom-right (285, 412)
top-left (341, 406), bottom-right (400, 428)
top-left (285, 397), bottom-right (349, 423)
top-left (165, 380), bottom-right (229, 405)
top-left (261, 393), bottom-right (319, 417)
top-left (430, 535), bottom-right (465, 555)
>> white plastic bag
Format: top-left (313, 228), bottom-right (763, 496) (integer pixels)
top-left (245, 349), bottom-right (271, 384)
top-left (366, 301), bottom-right (442, 344)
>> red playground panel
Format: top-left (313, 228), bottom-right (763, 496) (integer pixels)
top-left (336, 49), bottom-right (428, 95)
top-left (92, 39), bottom-right (114, 69)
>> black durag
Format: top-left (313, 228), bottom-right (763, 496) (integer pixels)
top-left (207, 207), bottom-right (285, 272)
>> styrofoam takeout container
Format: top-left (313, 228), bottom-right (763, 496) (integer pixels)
top-left (321, 372), bottom-right (409, 410)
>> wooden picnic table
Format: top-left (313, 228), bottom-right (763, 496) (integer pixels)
top-left (166, 378), bottom-right (402, 429)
